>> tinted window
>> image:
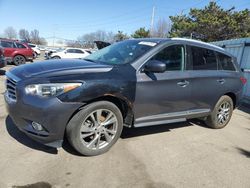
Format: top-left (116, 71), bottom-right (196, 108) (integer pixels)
top-left (217, 52), bottom-right (236, 71)
top-left (67, 49), bottom-right (75, 53)
top-left (28, 44), bottom-right (35, 48)
top-left (1, 41), bottom-right (14, 48)
top-left (16, 43), bottom-right (26, 49)
top-left (150, 45), bottom-right (184, 71)
top-left (74, 49), bottom-right (84, 54)
top-left (190, 46), bottom-right (217, 70)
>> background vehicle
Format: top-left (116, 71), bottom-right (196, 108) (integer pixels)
top-left (0, 45), bottom-right (6, 68)
top-left (49, 48), bottom-right (91, 59)
top-left (4, 38), bottom-right (246, 156)
top-left (0, 39), bottom-right (33, 65)
top-left (28, 43), bottom-right (41, 58)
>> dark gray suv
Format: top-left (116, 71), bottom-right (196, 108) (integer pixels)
top-left (4, 38), bottom-right (246, 156)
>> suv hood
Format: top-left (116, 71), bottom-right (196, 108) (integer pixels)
top-left (9, 59), bottom-right (112, 79)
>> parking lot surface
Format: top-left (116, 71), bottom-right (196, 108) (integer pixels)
top-left (0, 58), bottom-right (250, 188)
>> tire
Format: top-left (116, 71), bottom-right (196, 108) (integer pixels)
top-left (205, 95), bottom-right (233, 129)
top-left (13, 55), bottom-right (26, 66)
top-left (33, 52), bottom-right (38, 59)
top-left (52, 56), bottom-right (61, 59)
top-left (66, 101), bottom-right (123, 156)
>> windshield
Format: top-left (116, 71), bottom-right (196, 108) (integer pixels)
top-left (85, 40), bottom-right (157, 65)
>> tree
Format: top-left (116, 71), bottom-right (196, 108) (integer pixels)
top-left (153, 18), bottom-right (170, 38)
top-left (169, 1), bottom-right (250, 42)
top-left (39, 37), bottom-right (48, 45)
top-left (19, 29), bottom-right (30, 42)
top-left (76, 30), bottom-right (116, 48)
top-left (131, 27), bottom-right (150, 38)
top-left (30, 29), bottom-right (40, 44)
top-left (4, 26), bottom-right (17, 39)
top-left (114, 31), bottom-right (129, 41)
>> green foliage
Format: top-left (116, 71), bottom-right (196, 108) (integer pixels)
top-left (114, 31), bottom-right (129, 41)
top-left (131, 27), bottom-right (150, 38)
top-left (169, 1), bottom-right (250, 42)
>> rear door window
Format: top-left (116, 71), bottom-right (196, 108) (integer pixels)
top-left (67, 49), bottom-right (75, 53)
top-left (216, 52), bottom-right (236, 71)
top-left (74, 49), bottom-right (84, 54)
top-left (190, 46), bottom-right (217, 70)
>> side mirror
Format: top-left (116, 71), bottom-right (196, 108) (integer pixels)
top-left (144, 60), bottom-right (166, 73)
top-left (64, 51), bottom-right (67, 54)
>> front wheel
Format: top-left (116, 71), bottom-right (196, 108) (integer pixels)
top-left (205, 95), bottom-right (233, 129)
top-left (52, 56), bottom-right (61, 59)
top-left (66, 101), bottom-right (123, 156)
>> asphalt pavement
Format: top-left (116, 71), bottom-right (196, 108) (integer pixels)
top-left (0, 56), bottom-right (249, 188)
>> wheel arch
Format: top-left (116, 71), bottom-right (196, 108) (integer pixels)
top-left (14, 54), bottom-right (26, 60)
top-left (66, 95), bottom-right (134, 129)
top-left (223, 92), bottom-right (236, 109)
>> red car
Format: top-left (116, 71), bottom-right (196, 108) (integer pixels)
top-left (0, 39), bottom-right (33, 65)
top-left (0, 46), bottom-right (6, 68)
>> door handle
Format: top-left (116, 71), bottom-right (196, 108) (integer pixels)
top-left (217, 79), bottom-right (225, 84)
top-left (177, 80), bottom-right (189, 87)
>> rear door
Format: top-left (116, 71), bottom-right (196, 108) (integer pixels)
top-left (65, 49), bottom-right (77, 58)
top-left (134, 44), bottom-right (192, 124)
top-left (0, 40), bottom-right (15, 58)
top-left (187, 46), bottom-right (226, 111)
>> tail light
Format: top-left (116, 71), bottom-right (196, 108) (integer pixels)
top-left (240, 77), bottom-right (247, 84)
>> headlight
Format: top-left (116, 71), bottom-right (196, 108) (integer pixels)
top-left (25, 83), bottom-right (82, 97)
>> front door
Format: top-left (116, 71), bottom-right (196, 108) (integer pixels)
top-left (134, 45), bottom-right (192, 125)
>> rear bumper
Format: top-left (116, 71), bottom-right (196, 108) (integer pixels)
top-left (26, 56), bottom-right (34, 62)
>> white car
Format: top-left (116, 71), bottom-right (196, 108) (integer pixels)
top-left (28, 43), bottom-right (41, 58)
top-left (50, 48), bottom-right (91, 59)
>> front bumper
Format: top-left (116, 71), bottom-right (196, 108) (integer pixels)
top-left (4, 91), bottom-right (83, 148)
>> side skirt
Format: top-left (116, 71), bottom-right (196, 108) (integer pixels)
top-left (134, 118), bottom-right (186, 128)
top-left (133, 109), bottom-right (210, 128)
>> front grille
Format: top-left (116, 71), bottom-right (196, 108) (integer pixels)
top-left (6, 75), bottom-right (18, 102)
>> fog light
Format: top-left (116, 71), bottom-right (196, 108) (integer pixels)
top-left (31, 121), bottom-right (43, 131)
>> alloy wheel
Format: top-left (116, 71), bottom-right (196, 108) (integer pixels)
top-left (80, 109), bottom-right (118, 150)
top-left (217, 101), bottom-right (231, 125)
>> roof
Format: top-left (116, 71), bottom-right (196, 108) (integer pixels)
top-left (130, 37), bottom-right (225, 50)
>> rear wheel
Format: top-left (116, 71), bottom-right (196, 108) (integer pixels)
top-left (66, 101), bottom-right (123, 156)
top-left (13, 55), bottom-right (26, 66)
top-left (205, 95), bottom-right (233, 129)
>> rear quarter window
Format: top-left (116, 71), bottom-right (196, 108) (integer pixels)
top-left (0, 41), bottom-right (14, 48)
top-left (16, 43), bottom-right (27, 49)
top-left (216, 52), bottom-right (236, 71)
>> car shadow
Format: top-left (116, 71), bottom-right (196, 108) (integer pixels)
top-left (0, 69), bottom-right (5, 75)
top-left (238, 104), bottom-right (250, 114)
top-left (235, 147), bottom-right (250, 158)
top-left (5, 115), bottom-right (209, 156)
top-left (5, 116), bottom-right (58, 154)
top-left (120, 120), bottom-right (207, 139)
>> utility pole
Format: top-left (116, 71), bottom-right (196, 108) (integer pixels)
top-left (150, 6), bottom-right (155, 37)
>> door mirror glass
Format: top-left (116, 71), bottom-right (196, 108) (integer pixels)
top-left (144, 60), bottom-right (166, 73)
